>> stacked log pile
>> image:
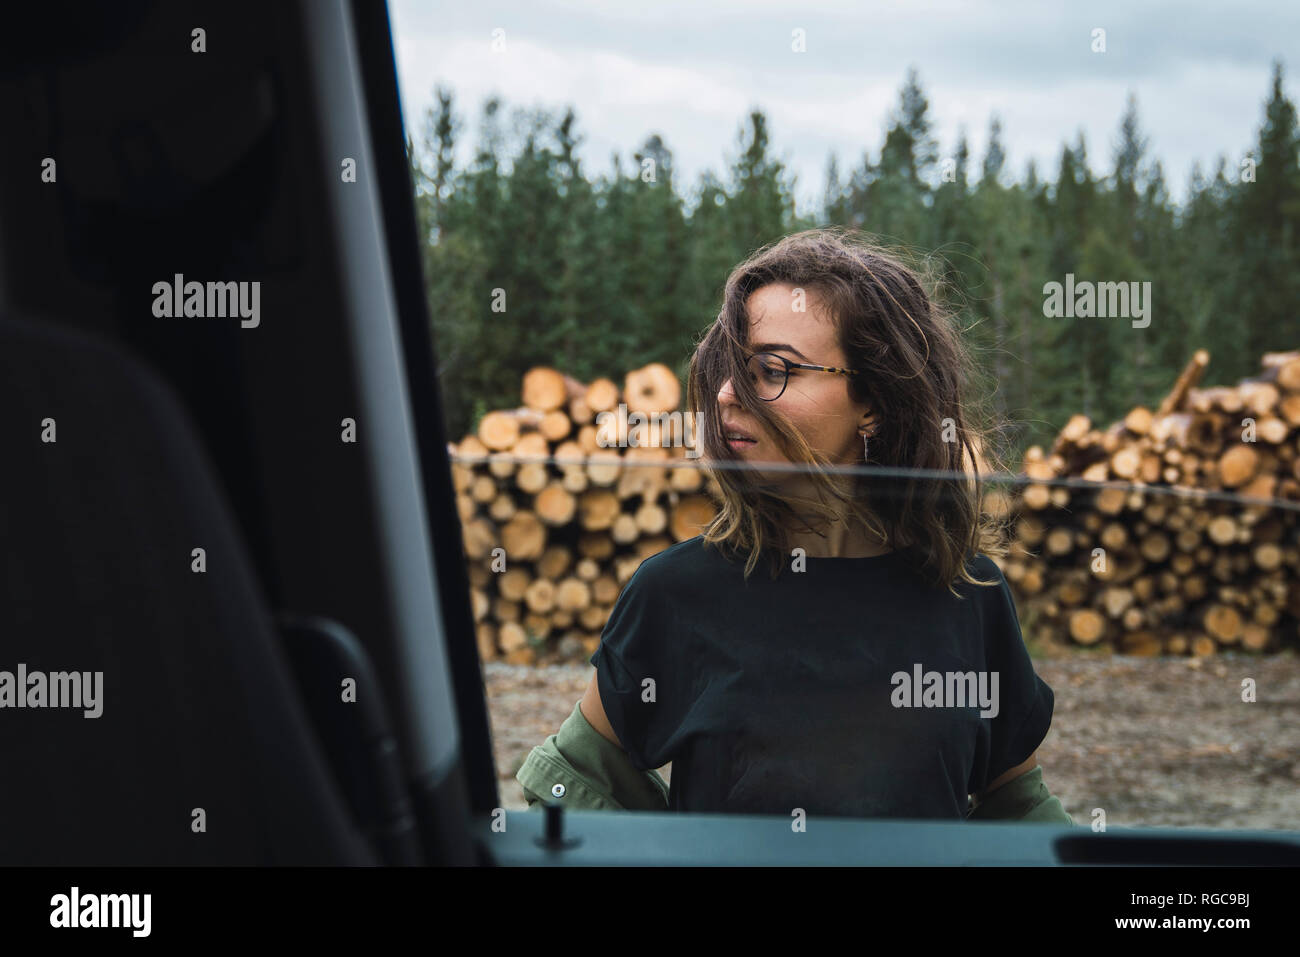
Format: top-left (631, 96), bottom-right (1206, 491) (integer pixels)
top-left (456, 349), bottom-right (1298, 663)
top-left (451, 364), bottom-right (721, 665)
top-left (1002, 349), bottom-right (1300, 656)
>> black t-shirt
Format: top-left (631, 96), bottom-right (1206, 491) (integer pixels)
top-left (589, 535), bottom-right (1054, 819)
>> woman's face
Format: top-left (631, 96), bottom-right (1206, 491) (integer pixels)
top-left (715, 283), bottom-right (872, 478)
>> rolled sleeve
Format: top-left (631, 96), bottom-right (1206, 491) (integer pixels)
top-left (516, 700), bottom-right (669, 810)
top-left (967, 765), bottom-right (1074, 824)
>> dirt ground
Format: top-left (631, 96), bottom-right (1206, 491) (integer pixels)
top-left (484, 652), bottom-right (1300, 830)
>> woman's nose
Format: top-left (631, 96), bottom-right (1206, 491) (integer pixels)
top-left (718, 377), bottom-right (738, 405)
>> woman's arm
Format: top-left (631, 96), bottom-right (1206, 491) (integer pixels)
top-left (978, 752), bottom-right (1039, 801)
top-left (968, 751), bottom-right (1074, 823)
top-left (516, 692), bottom-right (669, 811)
top-left (580, 672), bottom-right (622, 747)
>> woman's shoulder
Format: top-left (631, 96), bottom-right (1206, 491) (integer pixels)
top-left (963, 552), bottom-right (1006, 584)
top-left (938, 551), bottom-right (1012, 604)
top-left (624, 535), bottom-right (758, 599)
top-left (630, 535), bottom-right (718, 586)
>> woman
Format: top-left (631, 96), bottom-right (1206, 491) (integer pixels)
top-left (517, 228), bottom-right (1071, 823)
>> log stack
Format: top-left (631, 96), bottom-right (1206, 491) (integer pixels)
top-left (452, 363), bottom-right (721, 665)
top-left (1002, 349), bottom-right (1300, 656)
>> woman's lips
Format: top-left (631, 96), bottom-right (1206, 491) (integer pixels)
top-left (723, 422), bottom-right (757, 450)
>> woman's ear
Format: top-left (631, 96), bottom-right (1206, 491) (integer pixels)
top-left (859, 409), bottom-right (878, 436)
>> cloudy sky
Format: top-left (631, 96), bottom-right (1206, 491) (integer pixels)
top-left (388, 0), bottom-right (1299, 216)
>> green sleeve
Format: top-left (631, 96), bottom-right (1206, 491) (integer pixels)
top-left (967, 765), bottom-right (1074, 824)
top-left (516, 700), bottom-right (670, 811)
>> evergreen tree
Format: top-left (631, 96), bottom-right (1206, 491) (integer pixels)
top-left (981, 115), bottom-right (1006, 187)
top-left (1230, 59), bottom-right (1300, 373)
top-left (822, 152), bottom-right (851, 225)
top-left (725, 110), bottom-right (798, 254)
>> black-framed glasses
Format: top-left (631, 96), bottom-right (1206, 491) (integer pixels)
top-left (744, 352), bottom-right (859, 401)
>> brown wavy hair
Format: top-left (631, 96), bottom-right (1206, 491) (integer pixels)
top-left (685, 227), bottom-right (1011, 596)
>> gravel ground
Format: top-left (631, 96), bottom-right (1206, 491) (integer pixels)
top-left (484, 653), bottom-right (1300, 830)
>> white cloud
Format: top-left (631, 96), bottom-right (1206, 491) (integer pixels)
top-left (390, 0), bottom-right (1300, 214)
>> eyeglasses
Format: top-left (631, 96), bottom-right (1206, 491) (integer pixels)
top-left (744, 352), bottom-right (859, 401)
